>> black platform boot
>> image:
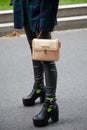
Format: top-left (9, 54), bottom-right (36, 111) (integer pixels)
top-left (33, 98), bottom-right (59, 127)
top-left (22, 82), bottom-right (45, 106)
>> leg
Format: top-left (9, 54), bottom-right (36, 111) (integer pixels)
top-left (43, 61), bottom-right (57, 99)
top-left (33, 33), bottom-right (59, 126)
top-left (22, 5), bottom-right (45, 106)
top-left (24, 17), bottom-right (44, 86)
top-left (33, 61), bottom-right (59, 126)
top-left (32, 0), bottom-right (59, 120)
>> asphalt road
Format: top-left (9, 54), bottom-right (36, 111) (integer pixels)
top-left (0, 29), bottom-right (87, 130)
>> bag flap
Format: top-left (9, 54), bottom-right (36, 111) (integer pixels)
top-left (32, 39), bottom-right (61, 50)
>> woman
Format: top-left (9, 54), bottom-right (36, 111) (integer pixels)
top-left (11, 0), bottom-right (59, 127)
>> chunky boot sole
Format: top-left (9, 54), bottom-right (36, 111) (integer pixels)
top-left (22, 85), bottom-right (45, 106)
top-left (33, 104), bottom-right (59, 127)
top-left (22, 94), bottom-right (45, 106)
top-left (33, 114), bottom-right (59, 127)
top-left (33, 120), bottom-right (48, 127)
top-left (33, 114), bottom-right (58, 127)
top-left (51, 105), bottom-right (59, 122)
top-left (22, 99), bottom-right (35, 106)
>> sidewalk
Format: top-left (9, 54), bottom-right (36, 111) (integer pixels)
top-left (0, 29), bottom-right (87, 130)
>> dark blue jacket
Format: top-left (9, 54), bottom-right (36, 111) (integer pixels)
top-left (14, 0), bottom-right (59, 32)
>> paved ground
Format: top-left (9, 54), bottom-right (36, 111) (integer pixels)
top-left (0, 29), bottom-right (87, 130)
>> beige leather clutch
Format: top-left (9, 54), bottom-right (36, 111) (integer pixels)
top-left (32, 39), bottom-right (61, 61)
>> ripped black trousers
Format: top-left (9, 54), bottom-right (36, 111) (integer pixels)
top-left (24, 20), bottom-right (57, 99)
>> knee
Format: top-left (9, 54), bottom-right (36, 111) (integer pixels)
top-left (43, 61), bottom-right (57, 71)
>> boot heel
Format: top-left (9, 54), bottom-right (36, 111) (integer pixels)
top-left (40, 94), bottom-right (45, 103)
top-left (40, 89), bottom-right (45, 103)
top-left (51, 106), bottom-right (59, 122)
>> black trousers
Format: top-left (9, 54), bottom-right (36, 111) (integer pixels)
top-left (24, 9), bottom-right (57, 99)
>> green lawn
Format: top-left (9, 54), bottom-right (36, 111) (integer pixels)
top-left (60, 0), bottom-right (87, 5)
top-left (0, 0), bottom-right (13, 10)
top-left (0, 0), bottom-right (87, 10)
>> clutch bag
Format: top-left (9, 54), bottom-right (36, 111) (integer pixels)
top-left (32, 39), bottom-right (61, 61)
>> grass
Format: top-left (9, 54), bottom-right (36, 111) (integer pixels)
top-left (60, 0), bottom-right (87, 5)
top-left (0, 0), bottom-right (13, 10)
top-left (0, 0), bottom-right (87, 10)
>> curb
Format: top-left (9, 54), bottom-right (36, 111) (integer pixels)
top-left (0, 4), bottom-right (87, 36)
